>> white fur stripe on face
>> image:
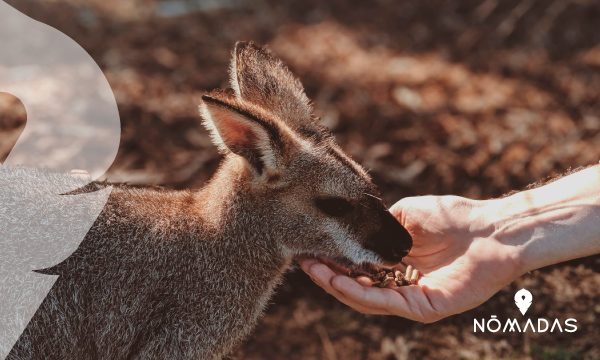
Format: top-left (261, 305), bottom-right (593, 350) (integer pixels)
top-left (322, 219), bottom-right (381, 265)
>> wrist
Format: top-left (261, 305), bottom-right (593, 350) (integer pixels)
top-left (476, 195), bottom-right (532, 276)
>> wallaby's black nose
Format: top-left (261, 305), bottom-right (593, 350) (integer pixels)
top-left (364, 209), bottom-right (413, 264)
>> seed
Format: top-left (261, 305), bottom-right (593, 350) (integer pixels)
top-left (409, 269), bottom-right (420, 284)
top-left (405, 265), bottom-right (414, 280)
top-left (380, 277), bottom-right (395, 288)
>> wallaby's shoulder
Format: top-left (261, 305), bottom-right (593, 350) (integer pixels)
top-left (101, 183), bottom-right (198, 219)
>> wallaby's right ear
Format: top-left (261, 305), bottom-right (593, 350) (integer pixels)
top-left (199, 94), bottom-right (286, 176)
top-left (230, 41), bottom-right (313, 128)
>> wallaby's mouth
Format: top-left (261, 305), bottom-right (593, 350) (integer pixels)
top-left (363, 209), bottom-right (413, 264)
top-left (309, 256), bottom-right (385, 278)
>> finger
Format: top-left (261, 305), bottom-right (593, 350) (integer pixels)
top-left (308, 264), bottom-right (388, 315)
top-left (298, 258), bottom-right (319, 273)
top-left (307, 263), bottom-right (337, 286)
top-left (307, 265), bottom-right (389, 315)
top-left (330, 276), bottom-right (390, 315)
top-left (332, 275), bottom-right (440, 322)
top-left (330, 275), bottom-right (392, 315)
top-left (343, 275), bottom-right (391, 313)
top-left (332, 275), bottom-right (407, 310)
top-left (355, 276), bottom-right (374, 287)
top-left (388, 285), bottom-right (443, 323)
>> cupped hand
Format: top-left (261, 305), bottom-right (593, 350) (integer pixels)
top-left (299, 195), bottom-right (523, 323)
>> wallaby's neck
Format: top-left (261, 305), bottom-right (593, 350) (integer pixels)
top-left (194, 156), bottom-right (252, 228)
top-left (198, 155), bottom-right (292, 286)
top-left (106, 154), bottom-right (289, 270)
top-left (196, 156), bottom-right (289, 258)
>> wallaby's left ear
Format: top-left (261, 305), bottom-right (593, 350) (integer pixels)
top-left (199, 94), bottom-right (286, 176)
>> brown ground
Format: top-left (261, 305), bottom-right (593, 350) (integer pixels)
top-left (1, 1), bottom-right (599, 359)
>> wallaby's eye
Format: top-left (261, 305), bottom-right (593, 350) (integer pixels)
top-left (314, 197), bottom-right (354, 217)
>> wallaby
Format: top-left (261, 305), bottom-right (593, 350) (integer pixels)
top-left (6, 42), bottom-right (413, 360)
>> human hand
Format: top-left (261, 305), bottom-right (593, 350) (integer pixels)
top-left (299, 195), bottom-right (523, 323)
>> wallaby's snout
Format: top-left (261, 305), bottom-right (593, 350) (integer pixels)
top-left (364, 204), bottom-right (412, 264)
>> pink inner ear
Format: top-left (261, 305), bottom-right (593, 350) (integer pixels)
top-left (214, 109), bottom-right (259, 149)
top-left (221, 120), bottom-right (257, 148)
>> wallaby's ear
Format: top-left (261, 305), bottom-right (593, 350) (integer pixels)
top-left (230, 41), bottom-right (314, 129)
top-left (199, 94), bottom-right (286, 176)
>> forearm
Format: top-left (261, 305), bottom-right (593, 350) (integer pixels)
top-left (483, 165), bottom-right (600, 273)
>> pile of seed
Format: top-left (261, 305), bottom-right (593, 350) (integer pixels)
top-left (347, 264), bottom-right (420, 287)
top-left (372, 265), bottom-right (420, 288)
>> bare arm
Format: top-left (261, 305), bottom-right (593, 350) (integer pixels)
top-left (300, 164), bottom-right (600, 322)
top-left (488, 165), bottom-right (600, 273)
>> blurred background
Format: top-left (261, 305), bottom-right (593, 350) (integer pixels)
top-left (1, 0), bottom-right (599, 358)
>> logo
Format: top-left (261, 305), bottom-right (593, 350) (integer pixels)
top-left (473, 288), bottom-right (578, 334)
top-left (514, 288), bottom-right (532, 315)
top-left (0, 1), bottom-right (120, 357)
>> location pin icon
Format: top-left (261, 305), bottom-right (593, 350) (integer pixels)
top-left (514, 289), bottom-right (533, 315)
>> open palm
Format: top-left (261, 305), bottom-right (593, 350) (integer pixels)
top-left (300, 195), bottom-right (522, 323)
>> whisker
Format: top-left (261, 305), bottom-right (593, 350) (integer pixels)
top-left (364, 192), bottom-right (382, 201)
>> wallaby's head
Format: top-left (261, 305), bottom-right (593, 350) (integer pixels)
top-left (199, 42), bottom-right (412, 267)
